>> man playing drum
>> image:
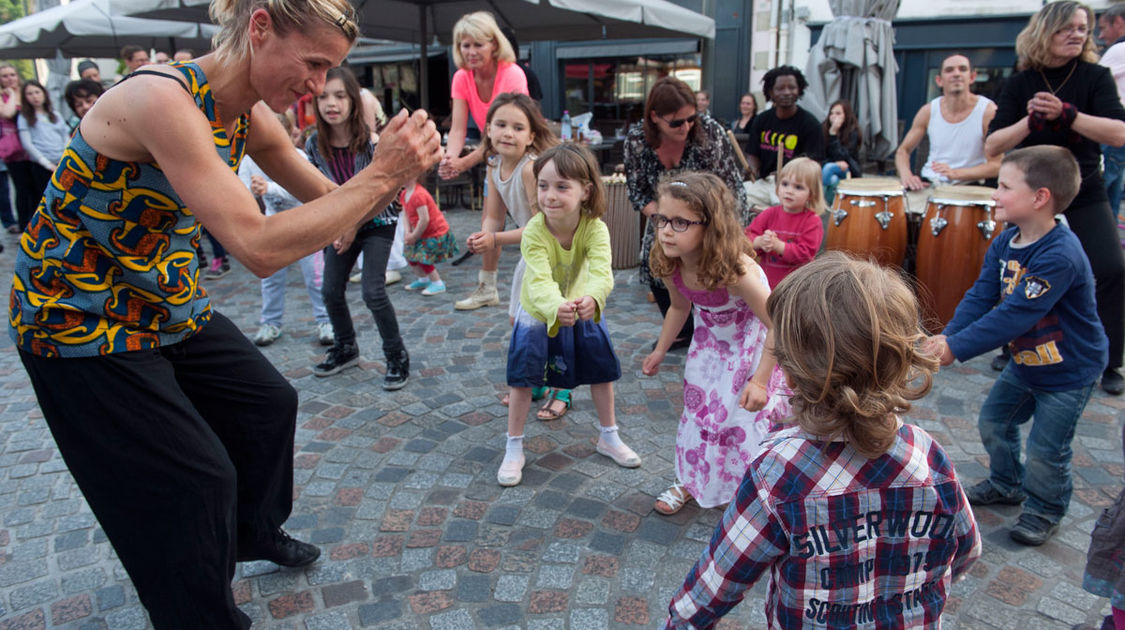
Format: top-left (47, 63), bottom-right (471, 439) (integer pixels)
top-left (895, 54), bottom-right (1002, 214)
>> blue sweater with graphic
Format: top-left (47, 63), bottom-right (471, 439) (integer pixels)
top-left (942, 223), bottom-right (1107, 391)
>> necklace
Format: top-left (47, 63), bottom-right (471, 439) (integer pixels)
top-left (1039, 60), bottom-right (1077, 96)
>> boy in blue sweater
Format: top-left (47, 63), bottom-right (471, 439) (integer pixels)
top-left (927, 145), bottom-right (1107, 546)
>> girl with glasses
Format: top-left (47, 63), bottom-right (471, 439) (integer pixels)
top-left (642, 172), bottom-right (790, 515)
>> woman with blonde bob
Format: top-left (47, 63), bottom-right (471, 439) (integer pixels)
top-left (985, 0), bottom-right (1125, 395)
top-left (7, 0), bottom-right (442, 626)
top-left (666, 253), bottom-right (981, 628)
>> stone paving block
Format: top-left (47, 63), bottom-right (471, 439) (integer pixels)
top-left (428, 608), bottom-right (474, 630)
top-left (321, 580), bottom-right (368, 608)
top-left (478, 603), bottom-right (522, 627)
top-left (535, 565), bottom-right (574, 589)
top-left (358, 598), bottom-right (403, 626)
top-left (570, 607), bottom-right (610, 630)
top-left (104, 605), bottom-right (147, 630)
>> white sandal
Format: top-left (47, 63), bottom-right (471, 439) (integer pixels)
top-left (654, 480), bottom-right (692, 515)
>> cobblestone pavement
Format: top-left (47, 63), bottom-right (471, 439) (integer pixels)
top-left (0, 207), bottom-right (1122, 630)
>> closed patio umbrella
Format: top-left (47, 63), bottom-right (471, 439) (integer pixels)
top-left (804, 0), bottom-right (900, 161)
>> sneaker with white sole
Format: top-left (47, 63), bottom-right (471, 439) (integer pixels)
top-left (454, 283), bottom-right (500, 310)
top-left (405, 278), bottom-right (430, 291)
top-left (205, 256), bottom-right (231, 279)
top-left (596, 438), bottom-right (642, 468)
top-left (421, 281), bottom-right (446, 296)
top-left (254, 323), bottom-right (282, 346)
top-left (316, 322), bottom-right (334, 346)
top-left (385, 269), bottom-right (402, 285)
top-left (348, 272), bottom-right (362, 284)
top-left (313, 343), bottom-right (359, 377)
top-left (497, 453), bottom-right (525, 486)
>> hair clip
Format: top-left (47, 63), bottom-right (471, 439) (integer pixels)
top-left (668, 181), bottom-right (688, 187)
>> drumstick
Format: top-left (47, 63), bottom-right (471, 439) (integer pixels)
top-left (776, 136), bottom-right (784, 176)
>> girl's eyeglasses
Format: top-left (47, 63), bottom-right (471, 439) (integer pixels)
top-left (662, 114), bottom-right (697, 128)
top-left (651, 213), bottom-right (706, 232)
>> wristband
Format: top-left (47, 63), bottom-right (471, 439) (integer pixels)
top-left (1059, 102), bottom-right (1077, 128)
top-left (1028, 111), bottom-right (1048, 133)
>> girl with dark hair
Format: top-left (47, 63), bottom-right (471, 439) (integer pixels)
top-left (306, 66), bottom-right (410, 390)
top-left (821, 99), bottom-right (863, 201)
top-left (16, 81), bottom-right (68, 224)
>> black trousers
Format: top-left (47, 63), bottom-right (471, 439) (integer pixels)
top-left (19, 312), bottom-right (298, 629)
top-left (1065, 200), bottom-right (1125, 370)
top-left (322, 222), bottom-right (404, 356)
top-left (6, 159), bottom-right (40, 230)
top-left (650, 281), bottom-right (695, 342)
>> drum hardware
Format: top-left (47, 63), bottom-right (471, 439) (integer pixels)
top-left (929, 215), bottom-right (948, 237)
top-left (875, 209), bottom-right (894, 230)
top-left (977, 218), bottom-right (997, 240)
top-left (851, 200), bottom-right (877, 207)
top-left (832, 208), bottom-right (849, 226)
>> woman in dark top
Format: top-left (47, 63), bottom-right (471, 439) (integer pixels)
top-left (625, 76), bottom-right (748, 350)
top-left (985, 0), bottom-right (1125, 395)
top-left (821, 98), bottom-right (863, 202)
top-left (730, 93), bottom-right (757, 135)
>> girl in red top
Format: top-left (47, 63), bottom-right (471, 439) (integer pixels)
top-left (745, 157), bottom-right (825, 287)
top-left (401, 175), bottom-right (458, 295)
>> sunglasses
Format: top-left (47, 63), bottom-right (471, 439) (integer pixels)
top-left (661, 113), bottom-right (697, 128)
top-left (651, 213), bottom-right (706, 232)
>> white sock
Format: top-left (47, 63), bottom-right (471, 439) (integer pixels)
top-left (599, 425), bottom-right (626, 449)
top-left (505, 433), bottom-right (524, 459)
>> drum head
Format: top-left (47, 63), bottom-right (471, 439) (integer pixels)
top-left (929, 185), bottom-right (996, 206)
top-left (836, 176), bottom-right (904, 196)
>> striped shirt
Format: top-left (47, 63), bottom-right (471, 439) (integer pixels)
top-left (667, 422), bottom-right (980, 629)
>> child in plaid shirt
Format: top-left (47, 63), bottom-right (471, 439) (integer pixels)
top-left (666, 253), bottom-right (981, 629)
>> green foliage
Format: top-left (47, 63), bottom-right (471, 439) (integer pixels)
top-left (0, 0), bottom-right (36, 72)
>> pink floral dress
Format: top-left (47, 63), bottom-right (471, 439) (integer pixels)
top-left (671, 267), bottom-right (790, 508)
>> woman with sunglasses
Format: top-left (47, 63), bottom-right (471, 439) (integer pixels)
top-left (624, 76), bottom-right (748, 351)
top-left (984, 0), bottom-right (1125, 396)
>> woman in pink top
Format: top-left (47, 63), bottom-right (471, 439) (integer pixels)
top-left (438, 11), bottom-right (527, 181)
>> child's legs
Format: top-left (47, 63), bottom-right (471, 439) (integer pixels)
top-left (408, 261), bottom-right (428, 277)
top-left (507, 387), bottom-right (532, 437)
top-left (357, 225), bottom-right (403, 355)
top-left (205, 229), bottom-right (228, 259)
top-left (321, 242), bottom-right (362, 346)
top-left (977, 366), bottom-right (1037, 495)
top-left (590, 382), bottom-right (616, 428)
top-left (822, 162), bottom-right (845, 186)
top-left (1022, 380), bottom-right (1096, 522)
top-left (480, 196), bottom-right (505, 273)
top-left (297, 251), bottom-right (328, 324)
top-left (259, 266), bottom-right (288, 326)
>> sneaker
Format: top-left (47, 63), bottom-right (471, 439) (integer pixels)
top-left (316, 322), bottom-right (334, 346)
top-left (349, 272), bottom-right (362, 284)
top-left (237, 528), bottom-right (320, 567)
top-left (1102, 368), bottom-right (1123, 395)
top-left (205, 256), bottom-right (231, 279)
top-left (385, 269), bottom-right (402, 285)
top-left (384, 348), bottom-right (409, 390)
top-left (964, 479), bottom-right (1025, 506)
top-left (497, 452), bottom-right (525, 486)
top-left (596, 438), bottom-right (642, 468)
top-left (990, 353), bottom-right (1008, 372)
top-left (405, 278), bottom-right (431, 291)
top-left (421, 281), bottom-right (446, 296)
top-left (313, 343), bottom-right (359, 377)
top-left (253, 323), bottom-right (282, 346)
top-left (1010, 512), bottom-right (1059, 546)
top-left (454, 283), bottom-right (500, 310)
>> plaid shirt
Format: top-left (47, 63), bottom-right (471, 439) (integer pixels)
top-left (667, 422), bottom-right (981, 629)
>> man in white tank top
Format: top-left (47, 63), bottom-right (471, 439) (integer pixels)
top-left (894, 54), bottom-right (1001, 212)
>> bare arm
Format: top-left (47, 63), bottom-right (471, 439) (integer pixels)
top-left (894, 105), bottom-right (930, 190)
top-left (1073, 111), bottom-right (1125, 146)
top-left (405, 195), bottom-right (429, 243)
top-left (82, 74), bottom-right (441, 278)
top-left (641, 276), bottom-right (692, 375)
top-left (727, 256), bottom-right (777, 411)
top-left (0, 89), bottom-right (18, 119)
top-left (439, 99), bottom-right (469, 180)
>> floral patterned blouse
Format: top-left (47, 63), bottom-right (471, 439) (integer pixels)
top-left (623, 114), bottom-right (748, 284)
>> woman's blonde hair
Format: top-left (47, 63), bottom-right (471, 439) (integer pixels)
top-left (532, 143), bottom-right (606, 219)
top-left (451, 12), bottom-right (516, 69)
top-left (209, 0), bottom-right (359, 64)
top-left (648, 171), bottom-right (755, 291)
top-left (767, 252), bottom-right (938, 458)
top-left (777, 157), bottom-right (827, 215)
top-left (1015, 1), bottom-right (1098, 70)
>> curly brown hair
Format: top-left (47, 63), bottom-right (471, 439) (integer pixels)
top-left (648, 171), bottom-right (754, 291)
top-left (767, 252), bottom-right (938, 458)
top-left (532, 143), bottom-right (606, 219)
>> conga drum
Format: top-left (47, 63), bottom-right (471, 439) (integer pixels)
top-left (915, 185), bottom-right (1004, 332)
top-left (825, 177), bottom-right (908, 267)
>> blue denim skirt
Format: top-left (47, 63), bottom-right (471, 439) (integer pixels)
top-left (506, 305), bottom-right (621, 389)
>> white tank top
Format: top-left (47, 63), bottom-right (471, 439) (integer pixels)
top-left (488, 152), bottom-right (536, 227)
top-left (921, 95), bottom-right (992, 183)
